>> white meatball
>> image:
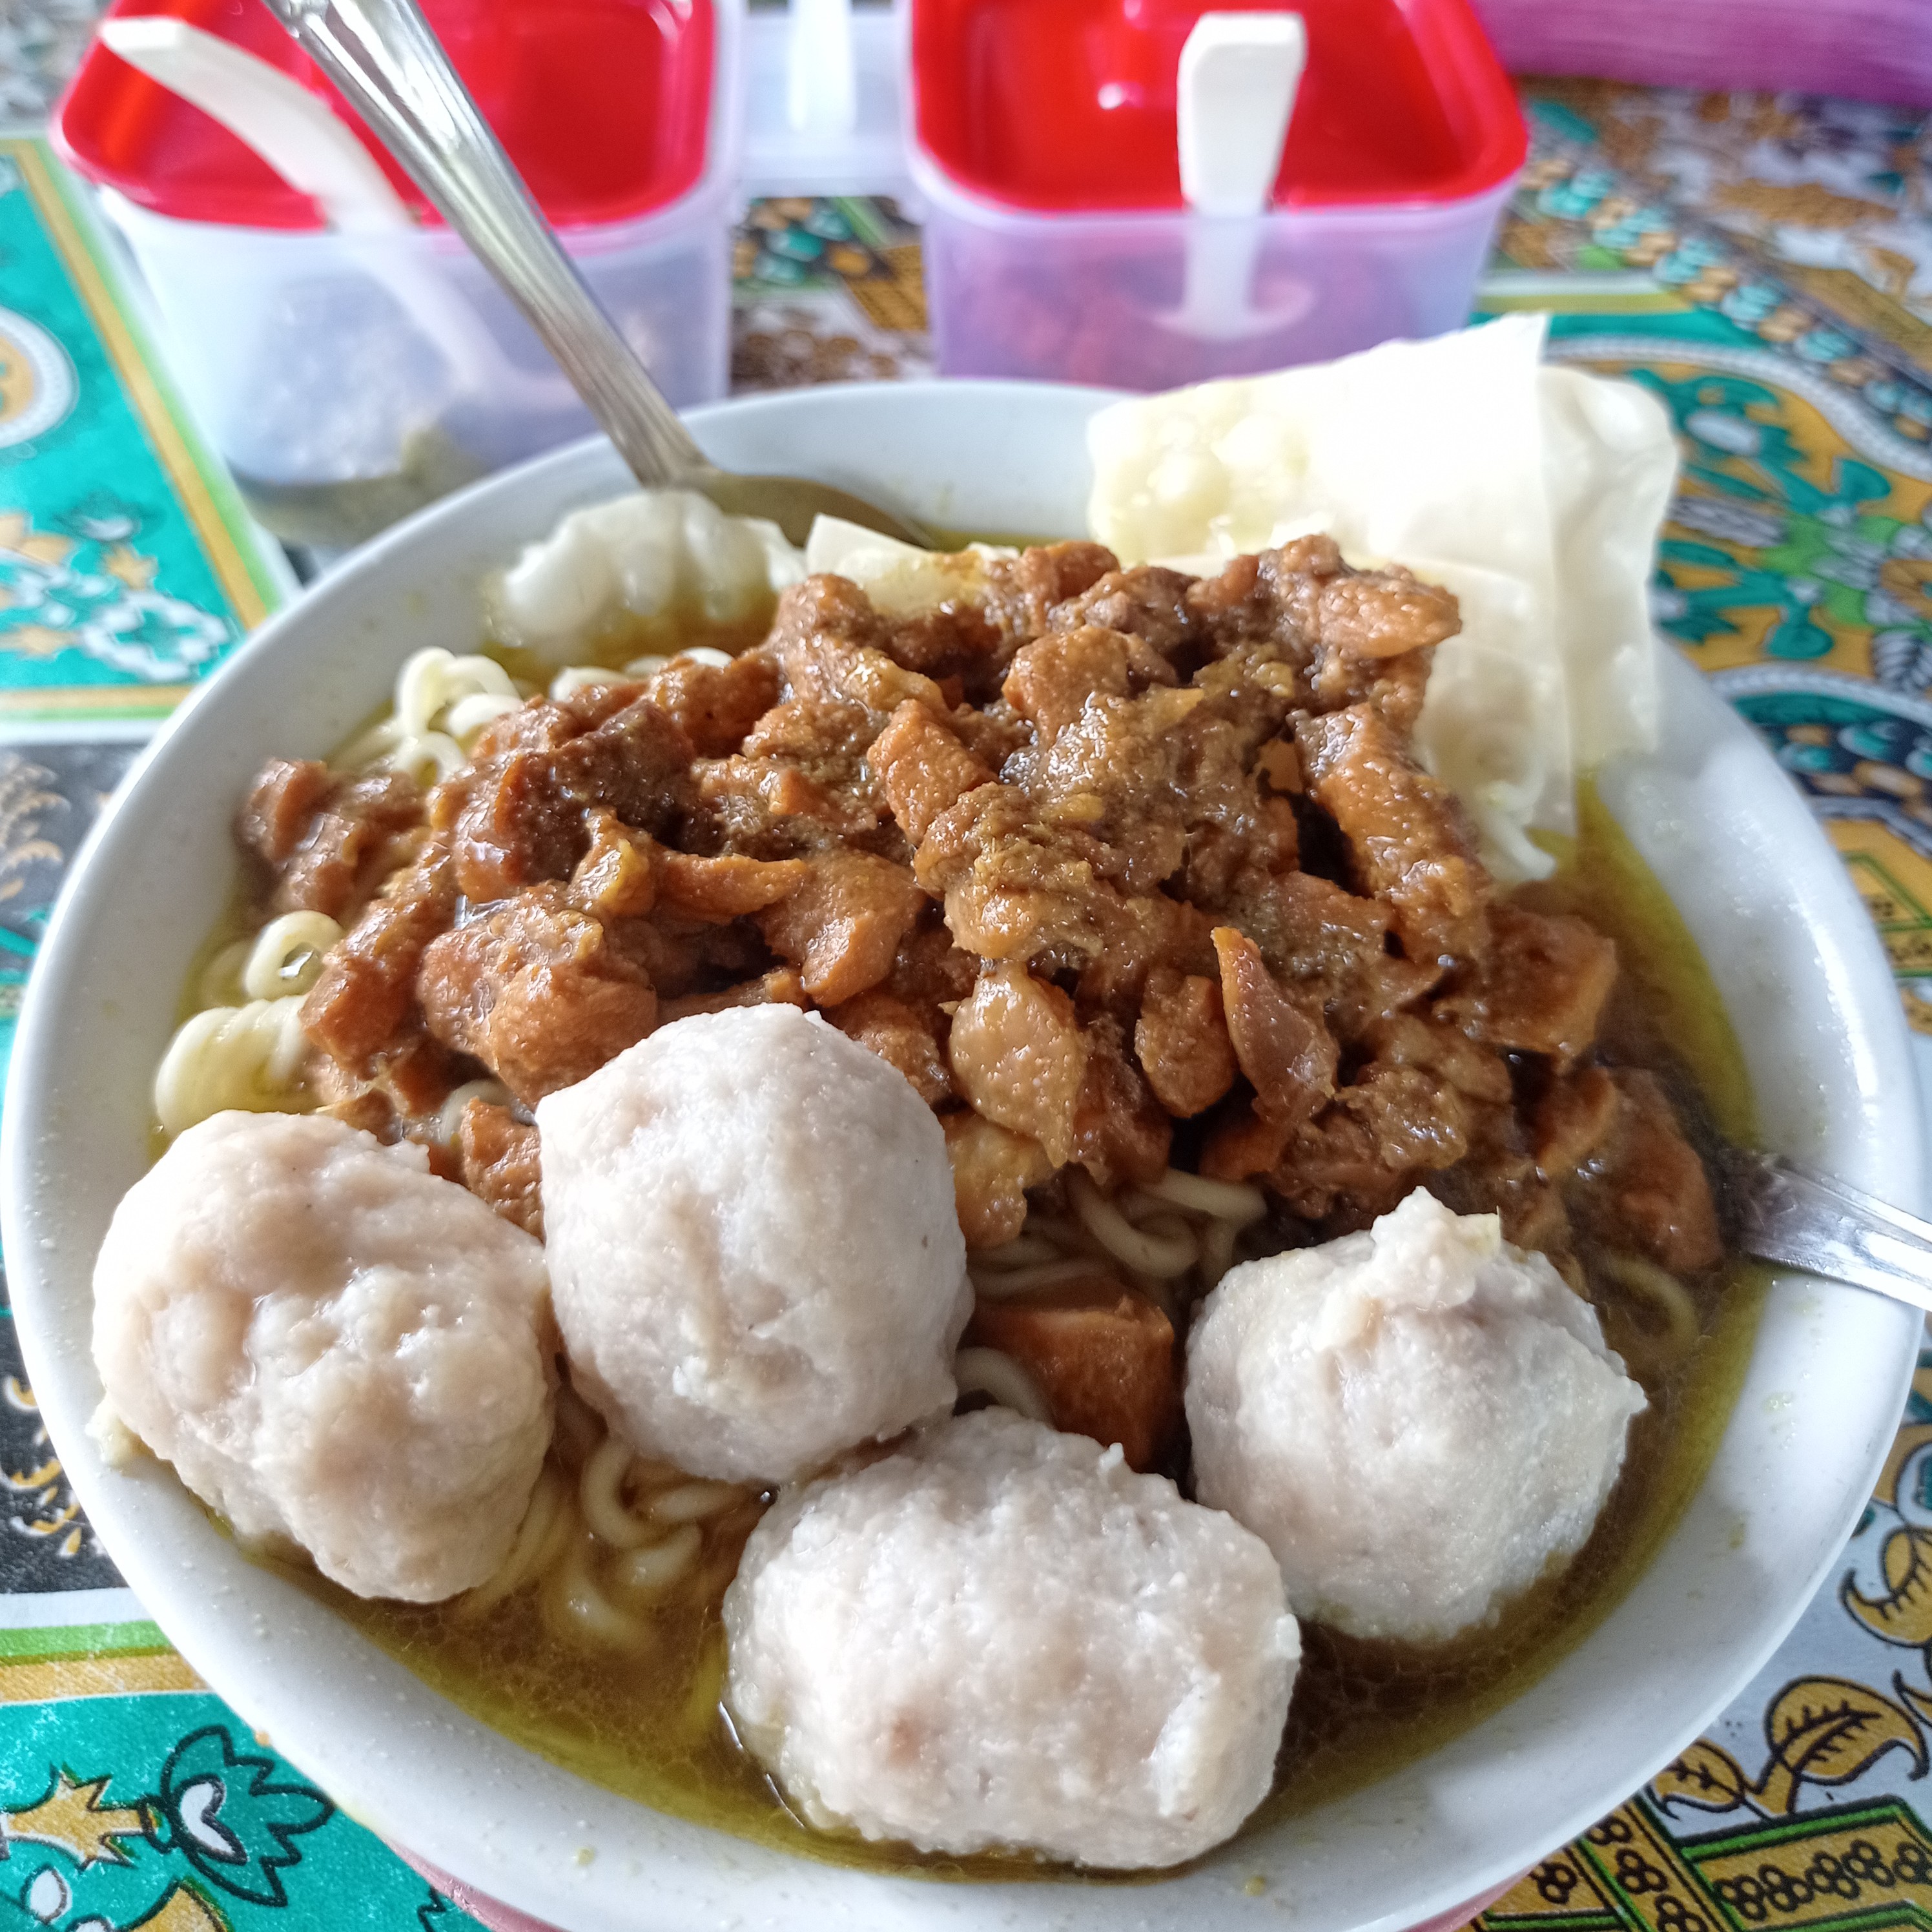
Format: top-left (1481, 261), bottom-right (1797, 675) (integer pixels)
top-left (1187, 1187), bottom-right (1646, 1642)
top-left (92, 1112), bottom-right (553, 1603)
top-left (537, 1005), bottom-right (971, 1485)
top-left (723, 1408), bottom-right (1298, 1868)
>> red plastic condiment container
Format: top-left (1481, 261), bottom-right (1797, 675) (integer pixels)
top-left (54, 0), bottom-right (738, 545)
top-left (908, 0), bottom-right (1527, 387)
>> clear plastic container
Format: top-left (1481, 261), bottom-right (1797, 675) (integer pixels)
top-left (908, 0), bottom-right (1526, 389)
top-left (739, 0), bottom-right (911, 198)
top-left (54, 0), bottom-right (740, 547)
top-left (97, 183), bottom-right (735, 546)
top-left (914, 174), bottom-right (1520, 389)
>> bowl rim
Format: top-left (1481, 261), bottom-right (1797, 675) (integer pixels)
top-left (3, 378), bottom-right (1923, 1932)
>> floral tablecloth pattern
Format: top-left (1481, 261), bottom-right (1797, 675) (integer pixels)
top-left (0, 142), bottom-right (288, 735)
top-left (0, 67), bottom-right (1928, 1932)
top-left (1481, 88), bottom-right (1932, 1042)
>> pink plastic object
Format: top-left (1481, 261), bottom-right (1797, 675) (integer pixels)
top-left (908, 0), bottom-right (1527, 389)
top-left (398, 1842), bottom-right (1527, 1932)
top-left (1468, 0), bottom-right (1932, 110)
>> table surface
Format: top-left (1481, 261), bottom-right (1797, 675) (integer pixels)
top-left (3, 34), bottom-right (1932, 1932)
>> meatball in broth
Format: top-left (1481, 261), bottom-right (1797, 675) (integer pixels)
top-left (724, 1408), bottom-right (1299, 1867)
top-left (538, 1004), bottom-right (972, 1485)
top-left (1187, 1189), bottom-right (1646, 1641)
top-left (92, 1112), bottom-right (553, 1603)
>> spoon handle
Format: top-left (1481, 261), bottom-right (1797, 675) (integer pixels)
top-left (259, 0), bottom-right (708, 490)
top-left (1727, 1148), bottom-right (1932, 1316)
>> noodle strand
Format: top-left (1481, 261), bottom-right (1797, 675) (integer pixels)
top-left (954, 1347), bottom-right (1052, 1423)
top-left (545, 1530), bottom-right (653, 1650)
top-left (579, 1435), bottom-right (661, 1550)
top-left (457, 1466), bottom-right (568, 1618)
top-left (1142, 1169), bottom-right (1268, 1224)
top-left (1069, 1171), bottom-right (1198, 1279)
top-left (650, 1480), bottom-right (744, 1525)
top-left (613, 1525), bottom-right (702, 1599)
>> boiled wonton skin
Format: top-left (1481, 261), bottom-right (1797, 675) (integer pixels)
top-left (537, 1005), bottom-right (972, 1485)
top-left (91, 1111), bottom-right (553, 1603)
top-left (1186, 1189), bottom-right (1647, 1642)
top-left (723, 1408), bottom-right (1299, 1867)
top-left (488, 487), bottom-right (803, 661)
top-left (1084, 314), bottom-right (1677, 884)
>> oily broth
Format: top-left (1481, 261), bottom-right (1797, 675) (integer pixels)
top-left (489, 603), bottom-right (777, 695)
top-left (322, 780), bottom-right (1766, 1880)
top-left (1523, 783), bottom-right (1754, 1149)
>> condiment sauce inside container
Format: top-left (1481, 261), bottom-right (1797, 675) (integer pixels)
top-left (909, 0), bottom-right (1527, 386)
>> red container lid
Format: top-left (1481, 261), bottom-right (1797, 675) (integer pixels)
top-left (910, 0), bottom-right (1525, 213)
top-left (54, 0), bottom-right (715, 232)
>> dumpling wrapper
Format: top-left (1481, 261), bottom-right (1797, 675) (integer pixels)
top-left (489, 487), bottom-right (805, 663)
top-left (1084, 314), bottom-right (1678, 881)
top-left (804, 516), bottom-right (1018, 615)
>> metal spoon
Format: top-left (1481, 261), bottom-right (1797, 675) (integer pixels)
top-left (256, 0), bottom-right (931, 548)
top-left (1726, 1149), bottom-right (1932, 1317)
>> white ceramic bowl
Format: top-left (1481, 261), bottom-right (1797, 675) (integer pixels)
top-left (5, 381), bottom-right (1923, 1932)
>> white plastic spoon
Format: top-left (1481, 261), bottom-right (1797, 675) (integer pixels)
top-left (788, 0), bottom-right (858, 140)
top-left (1167, 10), bottom-right (1308, 339)
top-left (100, 15), bottom-right (411, 229)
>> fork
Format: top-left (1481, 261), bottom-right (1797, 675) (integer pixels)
top-left (1724, 1149), bottom-right (1932, 1315)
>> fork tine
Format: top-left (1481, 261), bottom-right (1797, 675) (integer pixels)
top-left (1729, 1148), bottom-right (1932, 1313)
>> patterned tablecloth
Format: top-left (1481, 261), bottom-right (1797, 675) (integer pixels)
top-left (1, 67), bottom-right (1931, 1932)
